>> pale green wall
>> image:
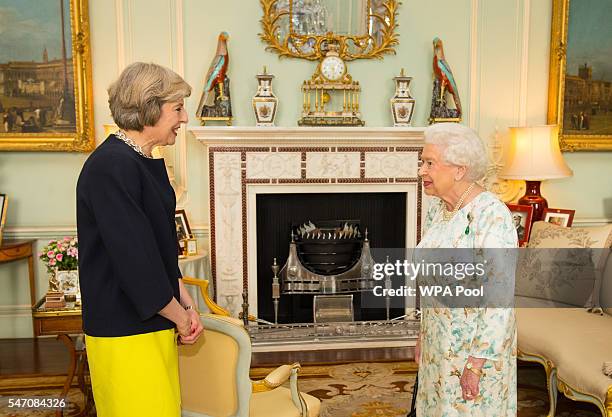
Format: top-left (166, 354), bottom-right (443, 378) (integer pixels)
top-left (1, 0), bottom-right (610, 338)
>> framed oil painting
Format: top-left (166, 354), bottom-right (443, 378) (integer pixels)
top-left (0, 194), bottom-right (7, 245)
top-left (0, 0), bottom-right (94, 152)
top-left (548, 0), bottom-right (612, 151)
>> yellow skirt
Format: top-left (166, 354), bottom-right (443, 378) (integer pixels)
top-left (85, 328), bottom-right (180, 417)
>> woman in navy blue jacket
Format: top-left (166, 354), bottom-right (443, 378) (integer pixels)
top-left (77, 62), bottom-right (203, 417)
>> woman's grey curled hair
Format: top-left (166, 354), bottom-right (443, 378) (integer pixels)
top-left (108, 62), bottom-right (191, 132)
top-left (423, 123), bottom-right (488, 181)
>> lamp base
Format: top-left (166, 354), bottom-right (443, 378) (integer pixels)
top-left (518, 181), bottom-right (548, 223)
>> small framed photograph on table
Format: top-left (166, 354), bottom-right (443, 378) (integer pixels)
top-left (175, 209), bottom-right (193, 258)
top-left (175, 209), bottom-right (192, 241)
top-left (543, 208), bottom-right (575, 227)
top-left (506, 203), bottom-right (534, 247)
top-left (186, 238), bottom-right (198, 256)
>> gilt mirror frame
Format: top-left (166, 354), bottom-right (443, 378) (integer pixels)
top-left (259, 0), bottom-right (400, 61)
top-left (547, 0), bottom-right (612, 151)
top-left (0, 0), bottom-right (94, 152)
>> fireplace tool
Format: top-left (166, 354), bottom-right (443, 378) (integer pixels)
top-left (271, 258), bottom-right (281, 324)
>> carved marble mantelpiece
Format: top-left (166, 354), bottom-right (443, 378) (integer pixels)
top-left (189, 127), bottom-right (426, 317)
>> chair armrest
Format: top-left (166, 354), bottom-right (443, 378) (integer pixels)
top-left (288, 365), bottom-right (309, 417)
top-left (252, 363), bottom-right (298, 392)
top-left (251, 363), bottom-right (308, 416)
top-left (182, 276), bottom-right (231, 317)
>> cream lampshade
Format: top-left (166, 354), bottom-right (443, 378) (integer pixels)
top-left (499, 125), bottom-right (573, 221)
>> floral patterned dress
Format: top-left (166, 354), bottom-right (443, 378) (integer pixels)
top-left (416, 191), bottom-right (518, 417)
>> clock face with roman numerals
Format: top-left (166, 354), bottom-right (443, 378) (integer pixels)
top-left (320, 56), bottom-right (346, 81)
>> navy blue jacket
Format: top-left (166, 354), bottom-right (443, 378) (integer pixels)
top-left (77, 134), bottom-right (181, 337)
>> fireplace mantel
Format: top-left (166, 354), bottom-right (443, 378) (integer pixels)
top-left (189, 126), bottom-right (425, 145)
top-left (189, 126), bottom-right (426, 318)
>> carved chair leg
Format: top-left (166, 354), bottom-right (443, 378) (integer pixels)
top-left (545, 365), bottom-right (558, 417)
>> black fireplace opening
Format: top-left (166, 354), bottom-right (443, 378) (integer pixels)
top-left (256, 192), bottom-right (407, 323)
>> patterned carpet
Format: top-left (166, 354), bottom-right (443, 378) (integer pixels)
top-left (296, 362), bottom-right (602, 417)
top-left (0, 388), bottom-right (93, 417)
top-left (0, 363), bottom-right (602, 416)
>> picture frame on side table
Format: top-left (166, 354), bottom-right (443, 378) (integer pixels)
top-left (0, 0), bottom-right (95, 152)
top-left (175, 209), bottom-right (192, 242)
top-left (543, 208), bottom-right (575, 227)
top-left (507, 203), bottom-right (534, 247)
top-left (547, 0), bottom-right (612, 151)
top-left (186, 238), bottom-right (198, 256)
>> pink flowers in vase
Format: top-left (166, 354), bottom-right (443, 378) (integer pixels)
top-left (39, 236), bottom-right (79, 273)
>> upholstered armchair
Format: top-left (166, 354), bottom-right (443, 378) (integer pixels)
top-left (179, 277), bottom-right (321, 417)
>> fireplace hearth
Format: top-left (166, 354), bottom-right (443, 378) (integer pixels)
top-left (257, 192), bottom-right (406, 324)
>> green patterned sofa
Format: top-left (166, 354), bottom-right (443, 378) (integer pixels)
top-left (516, 221), bottom-right (612, 417)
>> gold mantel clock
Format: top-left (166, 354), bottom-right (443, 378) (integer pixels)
top-left (298, 46), bottom-right (364, 127)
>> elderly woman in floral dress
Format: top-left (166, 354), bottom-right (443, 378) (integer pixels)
top-left (414, 123), bottom-right (517, 417)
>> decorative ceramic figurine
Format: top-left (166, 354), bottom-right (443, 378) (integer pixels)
top-left (390, 68), bottom-right (416, 126)
top-left (197, 32), bottom-right (233, 125)
top-left (429, 37), bottom-right (462, 123)
top-left (252, 66), bottom-right (278, 126)
top-left (45, 273), bottom-right (66, 308)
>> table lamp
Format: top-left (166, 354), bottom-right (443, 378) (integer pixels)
top-left (499, 125), bottom-right (573, 222)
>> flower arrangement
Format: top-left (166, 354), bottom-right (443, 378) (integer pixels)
top-left (39, 237), bottom-right (78, 273)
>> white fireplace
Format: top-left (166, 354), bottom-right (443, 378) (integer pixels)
top-left (189, 127), bottom-right (426, 318)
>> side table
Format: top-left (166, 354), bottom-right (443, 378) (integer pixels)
top-left (179, 252), bottom-right (213, 312)
top-left (0, 239), bottom-right (37, 305)
top-left (32, 298), bottom-right (92, 417)
top-left (0, 239), bottom-right (37, 335)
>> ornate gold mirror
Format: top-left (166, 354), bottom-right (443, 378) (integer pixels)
top-left (260, 0), bottom-right (400, 61)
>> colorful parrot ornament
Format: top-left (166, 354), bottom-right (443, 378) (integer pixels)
top-left (429, 37), bottom-right (462, 123)
top-left (197, 31), bottom-right (232, 124)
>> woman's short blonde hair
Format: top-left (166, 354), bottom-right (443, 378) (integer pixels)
top-left (423, 122), bottom-right (488, 181)
top-left (108, 62), bottom-right (191, 131)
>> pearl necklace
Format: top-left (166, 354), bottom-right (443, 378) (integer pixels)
top-left (441, 182), bottom-right (476, 222)
top-left (115, 130), bottom-right (153, 159)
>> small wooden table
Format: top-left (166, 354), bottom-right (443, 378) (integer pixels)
top-left (0, 239), bottom-right (37, 305)
top-left (32, 299), bottom-right (92, 417)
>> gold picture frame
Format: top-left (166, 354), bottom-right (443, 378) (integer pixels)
top-left (0, 0), bottom-right (94, 152)
top-left (259, 0), bottom-right (400, 61)
top-left (547, 0), bottom-right (612, 151)
top-left (0, 194), bottom-right (7, 245)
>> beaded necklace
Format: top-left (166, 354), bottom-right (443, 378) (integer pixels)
top-left (441, 182), bottom-right (475, 222)
top-left (115, 130), bottom-right (153, 159)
